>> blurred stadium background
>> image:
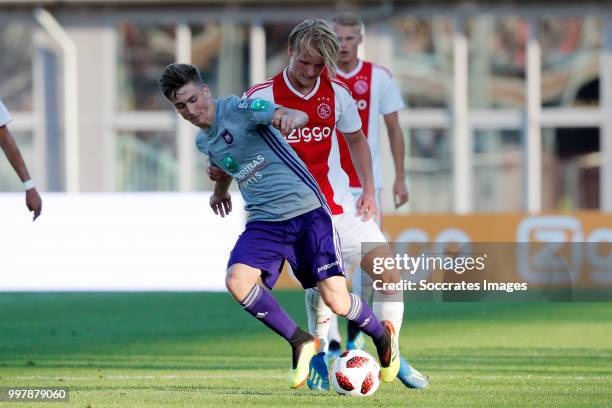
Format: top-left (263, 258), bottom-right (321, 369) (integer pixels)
top-left (2, 0), bottom-right (611, 290)
top-left (1, 0), bottom-right (610, 210)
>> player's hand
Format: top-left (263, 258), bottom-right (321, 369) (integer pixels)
top-left (25, 188), bottom-right (42, 221)
top-left (272, 108), bottom-right (308, 135)
top-left (393, 178), bottom-right (409, 208)
top-left (208, 165), bottom-right (230, 183)
top-left (210, 192), bottom-right (232, 217)
top-left (356, 190), bottom-right (377, 222)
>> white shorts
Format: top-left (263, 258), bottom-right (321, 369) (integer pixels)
top-left (332, 202), bottom-right (386, 269)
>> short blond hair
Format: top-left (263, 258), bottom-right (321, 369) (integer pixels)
top-left (332, 12), bottom-right (364, 34)
top-left (288, 18), bottom-right (340, 75)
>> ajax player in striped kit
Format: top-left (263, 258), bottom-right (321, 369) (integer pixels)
top-left (330, 13), bottom-right (428, 388)
top-left (240, 19), bottom-right (426, 390)
top-left (158, 63), bottom-right (399, 389)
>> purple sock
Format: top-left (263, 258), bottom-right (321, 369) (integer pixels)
top-left (344, 293), bottom-right (384, 341)
top-left (240, 285), bottom-right (298, 342)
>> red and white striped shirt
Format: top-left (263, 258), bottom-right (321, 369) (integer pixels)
top-left (245, 68), bottom-right (362, 215)
top-left (336, 60), bottom-right (405, 189)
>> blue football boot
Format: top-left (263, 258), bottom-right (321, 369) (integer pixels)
top-left (307, 352), bottom-right (330, 391)
top-left (346, 332), bottom-right (366, 351)
top-left (397, 357), bottom-right (429, 389)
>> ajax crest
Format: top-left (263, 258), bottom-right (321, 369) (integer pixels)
top-left (317, 103), bottom-right (332, 119)
top-left (354, 80), bottom-right (369, 95)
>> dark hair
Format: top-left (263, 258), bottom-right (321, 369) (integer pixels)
top-left (158, 63), bottom-right (204, 100)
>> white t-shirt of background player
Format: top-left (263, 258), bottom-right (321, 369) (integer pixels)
top-left (337, 60), bottom-right (405, 189)
top-left (244, 69), bottom-right (362, 215)
top-left (0, 99), bottom-right (13, 127)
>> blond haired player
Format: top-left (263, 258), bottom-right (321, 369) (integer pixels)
top-left (210, 18), bottom-right (426, 390)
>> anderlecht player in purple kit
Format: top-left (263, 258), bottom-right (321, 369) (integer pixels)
top-left (158, 63), bottom-right (400, 388)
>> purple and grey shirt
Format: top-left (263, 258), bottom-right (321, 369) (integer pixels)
top-left (196, 96), bottom-right (328, 222)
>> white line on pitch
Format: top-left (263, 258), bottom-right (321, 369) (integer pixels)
top-left (9, 374), bottom-right (285, 381)
top-left (6, 374), bottom-right (611, 382)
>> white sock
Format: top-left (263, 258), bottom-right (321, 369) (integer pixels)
top-left (327, 314), bottom-right (341, 344)
top-left (305, 288), bottom-right (333, 354)
top-left (373, 293), bottom-right (404, 335)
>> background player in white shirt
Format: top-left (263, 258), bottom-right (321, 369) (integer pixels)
top-left (334, 12), bottom-right (409, 214)
top-left (0, 99), bottom-right (42, 220)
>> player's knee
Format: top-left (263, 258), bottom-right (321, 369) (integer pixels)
top-left (380, 269), bottom-right (401, 285)
top-left (361, 247), bottom-right (399, 283)
top-left (225, 274), bottom-right (245, 299)
top-left (321, 293), bottom-right (350, 316)
top-left (362, 262), bottom-right (401, 285)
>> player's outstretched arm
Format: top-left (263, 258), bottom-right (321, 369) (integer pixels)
top-left (342, 130), bottom-right (377, 221)
top-left (272, 108), bottom-right (309, 135)
top-left (210, 175), bottom-right (233, 218)
top-left (383, 112), bottom-right (409, 208)
top-left (0, 125), bottom-right (42, 220)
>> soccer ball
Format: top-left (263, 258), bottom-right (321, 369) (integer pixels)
top-left (330, 349), bottom-right (380, 396)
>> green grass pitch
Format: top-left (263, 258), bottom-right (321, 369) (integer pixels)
top-left (0, 292), bottom-right (611, 407)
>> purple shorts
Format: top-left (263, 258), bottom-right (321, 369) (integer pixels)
top-left (227, 207), bottom-right (344, 289)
